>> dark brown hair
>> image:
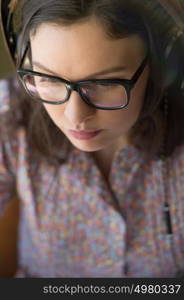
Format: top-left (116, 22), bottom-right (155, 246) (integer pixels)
top-left (4, 0), bottom-right (184, 164)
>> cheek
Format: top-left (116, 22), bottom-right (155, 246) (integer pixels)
top-left (107, 109), bottom-right (139, 132)
top-left (96, 108), bottom-right (139, 135)
top-left (104, 92), bottom-right (145, 130)
top-left (43, 104), bottom-right (65, 124)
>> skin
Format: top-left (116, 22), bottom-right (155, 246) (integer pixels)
top-left (30, 18), bottom-right (149, 177)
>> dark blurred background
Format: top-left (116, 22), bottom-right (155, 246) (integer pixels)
top-left (0, 30), bottom-right (14, 78)
top-left (0, 29), bottom-right (19, 278)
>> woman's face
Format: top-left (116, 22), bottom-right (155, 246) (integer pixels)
top-left (30, 18), bottom-right (149, 153)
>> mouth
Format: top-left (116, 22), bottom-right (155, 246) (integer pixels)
top-left (68, 129), bottom-right (103, 140)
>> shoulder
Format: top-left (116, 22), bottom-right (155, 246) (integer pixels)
top-left (167, 143), bottom-right (184, 179)
top-left (170, 143), bottom-right (184, 163)
top-left (0, 76), bottom-right (20, 113)
top-left (0, 79), bottom-right (10, 114)
top-left (0, 78), bottom-right (28, 172)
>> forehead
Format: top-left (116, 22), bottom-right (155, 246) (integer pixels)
top-left (30, 19), bottom-right (146, 80)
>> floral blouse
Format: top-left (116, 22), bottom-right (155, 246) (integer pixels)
top-left (0, 80), bottom-right (184, 278)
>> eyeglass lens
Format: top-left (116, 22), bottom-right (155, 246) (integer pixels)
top-left (23, 74), bottom-right (128, 108)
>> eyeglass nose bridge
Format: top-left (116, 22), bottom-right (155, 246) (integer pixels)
top-left (65, 82), bottom-right (86, 103)
top-left (65, 82), bottom-right (79, 93)
top-left (64, 81), bottom-right (99, 110)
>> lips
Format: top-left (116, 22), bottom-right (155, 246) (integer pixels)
top-left (68, 129), bottom-right (102, 140)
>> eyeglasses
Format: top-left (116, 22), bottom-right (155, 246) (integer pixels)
top-left (17, 45), bottom-right (148, 110)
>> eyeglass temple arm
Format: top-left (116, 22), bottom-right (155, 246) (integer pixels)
top-left (18, 41), bottom-right (30, 68)
top-left (131, 54), bottom-right (149, 84)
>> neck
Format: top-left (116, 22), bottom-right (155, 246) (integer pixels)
top-left (92, 136), bottom-right (130, 180)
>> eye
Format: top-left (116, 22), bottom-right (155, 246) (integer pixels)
top-left (39, 77), bottom-right (59, 83)
top-left (97, 83), bottom-right (116, 88)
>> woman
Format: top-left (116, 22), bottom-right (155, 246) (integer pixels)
top-left (0, 0), bottom-right (184, 277)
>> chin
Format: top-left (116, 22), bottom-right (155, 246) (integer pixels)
top-left (69, 139), bottom-right (104, 153)
top-left (73, 144), bottom-right (103, 153)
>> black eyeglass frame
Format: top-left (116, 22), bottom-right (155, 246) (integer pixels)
top-left (17, 44), bottom-right (149, 110)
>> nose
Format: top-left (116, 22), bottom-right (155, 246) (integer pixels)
top-left (63, 90), bottom-right (96, 127)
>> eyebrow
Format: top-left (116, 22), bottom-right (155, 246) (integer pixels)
top-left (32, 61), bottom-right (127, 80)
